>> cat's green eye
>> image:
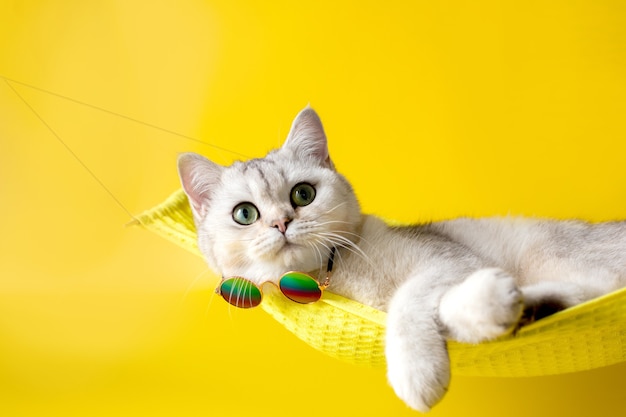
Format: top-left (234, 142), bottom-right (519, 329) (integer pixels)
top-left (291, 183), bottom-right (316, 207)
top-left (232, 202), bottom-right (259, 225)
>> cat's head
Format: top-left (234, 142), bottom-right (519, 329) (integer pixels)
top-left (177, 107), bottom-right (361, 284)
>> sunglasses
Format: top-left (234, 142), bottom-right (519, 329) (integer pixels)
top-left (216, 248), bottom-right (336, 309)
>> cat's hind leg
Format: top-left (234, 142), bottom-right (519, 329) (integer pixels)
top-left (518, 281), bottom-right (599, 325)
top-left (439, 268), bottom-right (524, 344)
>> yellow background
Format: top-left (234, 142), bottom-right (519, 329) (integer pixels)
top-left (1, 1), bottom-right (625, 416)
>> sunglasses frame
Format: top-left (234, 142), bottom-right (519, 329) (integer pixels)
top-left (216, 271), bottom-right (330, 308)
top-left (216, 248), bottom-right (336, 309)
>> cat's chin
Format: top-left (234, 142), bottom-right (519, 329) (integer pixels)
top-left (273, 243), bottom-right (315, 268)
top-left (257, 242), bottom-right (325, 276)
top-left (222, 250), bottom-right (322, 286)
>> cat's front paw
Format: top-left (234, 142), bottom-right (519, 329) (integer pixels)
top-left (386, 334), bottom-right (450, 412)
top-left (439, 268), bottom-right (523, 343)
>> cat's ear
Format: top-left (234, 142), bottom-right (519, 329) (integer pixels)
top-left (177, 153), bottom-right (223, 220)
top-left (283, 107), bottom-right (334, 169)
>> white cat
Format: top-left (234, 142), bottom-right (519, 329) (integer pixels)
top-left (178, 107), bottom-right (626, 412)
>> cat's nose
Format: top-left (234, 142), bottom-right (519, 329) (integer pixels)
top-left (271, 218), bottom-right (291, 234)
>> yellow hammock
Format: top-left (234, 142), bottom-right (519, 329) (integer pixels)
top-left (135, 189), bottom-right (626, 377)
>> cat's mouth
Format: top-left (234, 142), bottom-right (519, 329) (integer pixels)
top-left (257, 234), bottom-right (297, 259)
top-left (252, 229), bottom-right (321, 269)
top-left (264, 236), bottom-right (318, 267)
top-left (277, 239), bottom-right (304, 253)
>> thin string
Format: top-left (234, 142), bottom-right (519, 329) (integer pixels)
top-left (2, 76), bottom-right (249, 220)
top-left (5, 78), bottom-right (139, 221)
top-left (1, 75), bottom-right (248, 158)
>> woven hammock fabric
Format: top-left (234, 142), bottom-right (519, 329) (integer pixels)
top-left (135, 189), bottom-right (626, 377)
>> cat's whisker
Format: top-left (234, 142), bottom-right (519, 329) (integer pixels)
top-left (336, 244), bottom-right (355, 272)
top-left (303, 241), bottom-right (327, 282)
top-left (179, 269), bottom-right (223, 323)
top-left (309, 220), bottom-right (374, 248)
top-left (326, 238), bottom-right (347, 270)
top-left (324, 227), bottom-right (373, 247)
top-left (204, 283), bottom-right (219, 319)
top-left (317, 231), bottom-right (372, 265)
top-left (313, 219), bottom-right (353, 228)
top-left (327, 228), bottom-right (370, 248)
top-left (323, 201), bottom-right (348, 214)
top-left (310, 231), bottom-right (373, 269)
top-left (322, 239), bottom-right (351, 271)
top-left (311, 233), bottom-right (348, 255)
top-left (239, 279), bottom-right (251, 308)
top-left (312, 236), bottom-right (352, 272)
top-left (308, 241), bottom-right (325, 275)
top-left (180, 268), bottom-right (212, 305)
top-left (318, 231), bottom-right (365, 255)
top-left (313, 238), bottom-right (334, 258)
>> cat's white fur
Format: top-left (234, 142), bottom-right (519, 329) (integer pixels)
top-left (178, 107), bottom-right (626, 412)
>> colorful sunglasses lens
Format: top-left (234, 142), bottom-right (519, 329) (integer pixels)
top-left (279, 272), bottom-right (322, 304)
top-left (219, 277), bottom-right (262, 308)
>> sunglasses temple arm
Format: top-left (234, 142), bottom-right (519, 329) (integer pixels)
top-left (320, 247), bottom-right (336, 290)
top-left (215, 277), bottom-right (227, 295)
top-left (320, 270), bottom-right (332, 290)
